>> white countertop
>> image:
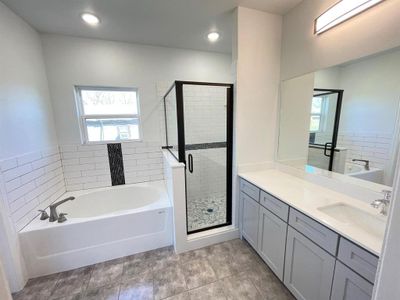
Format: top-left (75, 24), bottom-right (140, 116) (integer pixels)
top-left (239, 169), bottom-right (386, 256)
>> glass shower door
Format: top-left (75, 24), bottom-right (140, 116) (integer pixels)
top-left (307, 89), bottom-right (343, 171)
top-left (181, 83), bottom-right (233, 233)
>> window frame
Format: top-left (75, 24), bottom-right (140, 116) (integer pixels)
top-left (309, 95), bottom-right (328, 133)
top-left (74, 85), bottom-right (142, 144)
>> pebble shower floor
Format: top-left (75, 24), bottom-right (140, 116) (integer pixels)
top-left (187, 194), bottom-right (226, 232)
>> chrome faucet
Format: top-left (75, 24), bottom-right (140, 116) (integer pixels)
top-left (49, 196), bottom-right (75, 222)
top-left (352, 159), bottom-right (370, 171)
top-left (371, 190), bottom-right (391, 216)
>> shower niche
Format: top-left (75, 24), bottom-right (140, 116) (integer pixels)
top-left (163, 81), bottom-right (233, 233)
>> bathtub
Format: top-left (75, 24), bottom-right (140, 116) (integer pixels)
top-left (344, 162), bottom-right (384, 184)
top-left (19, 180), bottom-right (173, 278)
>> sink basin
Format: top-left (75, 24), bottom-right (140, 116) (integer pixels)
top-left (318, 203), bottom-right (386, 239)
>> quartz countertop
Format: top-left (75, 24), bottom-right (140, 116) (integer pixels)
top-left (239, 169), bottom-right (386, 256)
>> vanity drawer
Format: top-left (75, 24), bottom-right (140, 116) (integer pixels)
top-left (260, 190), bottom-right (289, 222)
top-left (337, 238), bottom-right (378, 283)
top-left (289, 208), bottom-right (338, 255)
top-left (240, 179), bottom-right (260, 202)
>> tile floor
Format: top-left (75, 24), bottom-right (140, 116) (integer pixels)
top-left (13, 239), bottom-right (294, 300)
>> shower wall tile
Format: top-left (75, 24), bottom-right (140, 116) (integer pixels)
top-left (60, 144), bottom-right (112, 191)
top-left (60, 141), bottom-right (164, 191)
top-left (182, 85), bottom-right (227, 145)
top-left (315, 130), bottom-right (394, 184)
top-left (186, 147), bottom-right (226, 202)
top-left (0, 146), bottom-right (66, 231)
top-left (121, 142), bottom-right (164, 184)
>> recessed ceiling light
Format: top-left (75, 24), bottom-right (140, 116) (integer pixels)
top-left (207, 32), bottom-right (220, 42)
top-left (81, 13), bottom-right (100, 26)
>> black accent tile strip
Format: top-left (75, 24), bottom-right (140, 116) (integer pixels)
top-left (107, 143), bottom-right (125, 186)
top-left (185, 142), bottom-right (226, 151)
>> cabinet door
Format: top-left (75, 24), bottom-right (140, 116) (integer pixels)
top-left (258, 206), bottom-right (287, 280)
top-left (284, 227), bottom-right (335, 300)
top-left (241, 192), bottom-right (259, 249)
top-left (331, 261), bottom-right (373, 300)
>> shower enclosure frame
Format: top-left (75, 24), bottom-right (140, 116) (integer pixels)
top-left (312, 88), bottom-right (344, 171)
top-left (163, 80), bottom-right (234, 234)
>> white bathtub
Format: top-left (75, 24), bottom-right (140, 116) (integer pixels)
top-left (20, 180), bottom-right (173, 278)
top-left (344, 163), bottom-right (384, 184)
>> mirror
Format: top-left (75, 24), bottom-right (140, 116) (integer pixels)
top-left (278, 47), bottom-right (400, 188)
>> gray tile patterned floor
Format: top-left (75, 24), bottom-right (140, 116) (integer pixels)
top-left (13, 239), bottom-right (294, 300)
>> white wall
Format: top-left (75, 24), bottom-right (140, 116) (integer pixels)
top-left (0, 3), bottom-right (58, 159)
top-left (278, 73), bottom-right (314, 162)
top-left (0, 258), bottom-right (11, 300)
top-left (0, 2), bottom-right (62, 293)
top-left (41, 34), bottom-right (233, 146)
top-left (281, 0), bottom-right (400, 80)
top-left (338, 49), bottom-right (400, 135)
top-left (314, 67), bottom-right (340, 89)
top-left (234, 7), bottom-right (282, 167)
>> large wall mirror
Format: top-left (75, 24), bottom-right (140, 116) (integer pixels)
top-left (278, 47), bottom-right (400, 189)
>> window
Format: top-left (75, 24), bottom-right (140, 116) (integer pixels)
top-left (309, 96), bottom-right (327, 132)
top-left (75, 86), bottom-right (141, 143)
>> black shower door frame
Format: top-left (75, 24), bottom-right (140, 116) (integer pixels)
top-left (313, 88), bottom-right (344, 171)
top-left (174, 81), bottom-right (234, 234)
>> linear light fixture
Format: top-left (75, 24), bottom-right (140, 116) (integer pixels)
top-left (315, 0), bottom-right (385, 34)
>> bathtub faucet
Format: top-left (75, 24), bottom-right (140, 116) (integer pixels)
top-left (49, 196), bottom-right (75, 222)
top-left (352, 159), bottom-right (370, 171)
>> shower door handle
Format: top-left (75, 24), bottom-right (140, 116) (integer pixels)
top-left (188, 154), bottom-right (194, 173)
top-left (324, 142), bottom-right (332, 157)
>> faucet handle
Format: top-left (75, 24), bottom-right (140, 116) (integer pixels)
top-left (58, 213), bottom-right (68, 223)
top-left (38, 210), bottom-right (49, 220)
top-left (382, 190), bottom-right (392, 201)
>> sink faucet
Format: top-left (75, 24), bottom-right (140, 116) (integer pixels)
top-left (49, 196), bottom-right (75, 222)
top-left (352, 159), bottom-right (370, 171)
top-left (371, 190), bottom-right (391, 216)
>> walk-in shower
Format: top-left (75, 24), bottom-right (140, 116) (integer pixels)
top-left (163, 81), bottom-right (233, 233)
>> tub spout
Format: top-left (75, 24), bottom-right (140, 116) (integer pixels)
top-left (49, 196), bottom-right (75, 222)
top-left (352, 159), bottom-right (370, 171)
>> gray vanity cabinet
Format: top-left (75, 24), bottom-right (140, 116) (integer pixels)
top-left (284, 227), bottom-right (335, 300)
top-left (331, 261), bottom-right (373, 300)
top-left (241, 192), bottom-right (259, 249)
top-left (257, 205), bottom-right (287, 280)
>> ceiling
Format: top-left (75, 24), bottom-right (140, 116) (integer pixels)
top-left (1, 0), bottom-right (302, 53)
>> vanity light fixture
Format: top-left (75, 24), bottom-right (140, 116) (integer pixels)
top-left (207, 32), bottom-right (220, 42)
top-left (314, 0), bottom-right (385, 34)
top-left (81, 13), bottom-right (100, 26)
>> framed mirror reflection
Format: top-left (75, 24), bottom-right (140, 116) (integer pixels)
top-left (278, 46), bottom-right (400, 189)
